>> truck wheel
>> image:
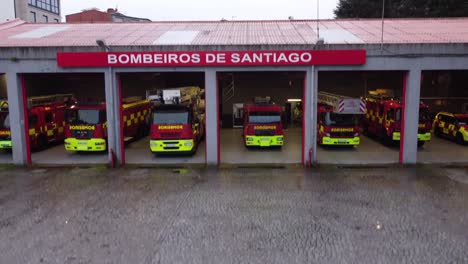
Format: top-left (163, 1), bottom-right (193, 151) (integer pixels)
top-left (417, 141), bottom-right (425, 147)
top-left (434, 127), bottom-right (442, 138)
top-left (38, 135), bottom-right (48, 150)
top-left (456, 133), bottom-right (465, 145)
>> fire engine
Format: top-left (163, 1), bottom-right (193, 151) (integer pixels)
top-left (433, 112), bottom-right (468, 145)
top-left (148, 87), bottom-right (205, 154)
top-left (64, 97), bottom-right (150, 152)
top-left (363, 89), bottom-right (432, 146)
top-left (0, 94), bottom-right (73, 150)
top-left (317, 92), bottom-right (366, 146)
top-left (243, 97), bottom-right (284, 147)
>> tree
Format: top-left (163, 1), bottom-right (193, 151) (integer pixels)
top-left (334, 0), bottom-right (468, 18)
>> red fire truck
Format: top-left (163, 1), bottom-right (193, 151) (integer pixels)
top-left (149, 87), bottom-right (205, 154)
top-left (0, 94), bottom-right (73, 150)
top-left (64, 97), bottom-right (150, 152)
top-left (243, 97), bottom-right (284, 147)
top-left (363, 89), bottom-right (432, 146)
top-left (317, 92), bottom-right (366, 146)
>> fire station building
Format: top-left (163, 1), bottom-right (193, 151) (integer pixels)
top-left (0, 18), bottom-right (467, 167)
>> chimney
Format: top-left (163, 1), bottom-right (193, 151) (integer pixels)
top-left (107, 8), bottom-right (117, 14)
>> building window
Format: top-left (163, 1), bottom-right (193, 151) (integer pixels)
top-left (43, 15), bottom-right (48, 22)
top-left (30, 11), bottom-right (36, 22)
top-left (28, 0), bottom-right (60, 15)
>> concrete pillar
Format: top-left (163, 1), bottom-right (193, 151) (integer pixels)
top-left (304, 67), bottom-right (316, 166)
top-left (6, 72), bottom-right (28, 165)
top-left (400, 69), bottom-right (422, 164)
top-left (205, 69), bottom-right (219, 165)
top-left (104, 69), bottom-right (122, 166)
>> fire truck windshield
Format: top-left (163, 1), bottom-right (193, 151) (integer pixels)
top-left (66, 109), bottom-right (106, 125)
top-left (249, 111), bottom-right (281, 124)
top-left (153, 111), bottom-right (189, 125)
top-left (324, 113), bottom-right (359, 127)
top-left (0, 112), bottom-right (10, 129)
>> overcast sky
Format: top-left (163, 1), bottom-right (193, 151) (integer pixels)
top-left (61, 0), bottom-right (339, 21)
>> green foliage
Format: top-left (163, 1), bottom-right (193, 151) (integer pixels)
top-left (334, 0), bottom-right (468, 18)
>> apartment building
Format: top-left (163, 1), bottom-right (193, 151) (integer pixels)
top-left (0, 0), bottom-right (61, 23)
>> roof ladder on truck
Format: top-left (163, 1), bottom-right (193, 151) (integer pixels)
top-left (318, 91), bottom-right (366, 114)
top-left (27, 94), bottom-right (74, 109)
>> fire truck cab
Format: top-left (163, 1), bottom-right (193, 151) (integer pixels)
top-left (149, 87), bottom-right (205, 154)
top-left (317, 92), bottom-right (365, 146)
top-left (243, 97), bottom-right (284, 147)
top-left (363, 89), bottom-right (432, 146)
top-left (65, 97), bottom-right (150, 152)
top-left (0, 94), bottom-right (72, 150)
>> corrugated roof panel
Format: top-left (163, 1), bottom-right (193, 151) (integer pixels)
top-left (10, 25), bottom-right (69, 39)
top-left (0, 18), bottom-right (467, 47)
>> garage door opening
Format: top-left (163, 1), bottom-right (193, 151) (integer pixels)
top-left (23, 73), bottom-right (108, 166)
top-left (418, 70), bottom-right (468, 164)
top-left (0, 73), bottom-right (12, 164)
top-left (120, 72), bottom-right (206, 165)
top-left (218, 71), bottom-right (305, 165)
top-left (317, 71), bottom-right (405, 165)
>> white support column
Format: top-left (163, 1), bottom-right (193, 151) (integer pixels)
top-left (104, 70), bottom-right (122, 166)
top-left (205, 69), bottom-right (219, 166)
top-left (303, 67), bottom-right (316, 166)
top-left (6, 72), bottom-right (27, 165)
top-left (401, 68), bottom-right (422, 164)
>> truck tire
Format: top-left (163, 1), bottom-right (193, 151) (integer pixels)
top-left (434, 127), bottom-right (442, 138)
top-left (417, 141), bottom-right (425, 147)
top-left (456, 133), bottom-right (465, 145)
top-left (38, 134), bottom-right (48, 150)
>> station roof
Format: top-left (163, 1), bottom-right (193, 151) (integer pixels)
top-left (0, 18), bottom-right (467, 47)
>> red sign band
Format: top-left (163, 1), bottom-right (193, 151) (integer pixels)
top-left (57, 50), bottom-right (366, 67)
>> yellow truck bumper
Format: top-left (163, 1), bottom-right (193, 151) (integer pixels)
top-left (150, 139), bottom-right (195, 153)
top-left (321, 137), bottom-right (360, 145)
top-left (392, 132), bottom-right (431, 141)
top-left (65, 138), bottom-right (107, 151)
top-left (418, 132), bottom-right (431, 141)
top-left (0, 140), bottom-right (12, 149)
top-left (463, 130), bottom-right (468, 142)
top-left (245, 135), bottom-right (284, 147)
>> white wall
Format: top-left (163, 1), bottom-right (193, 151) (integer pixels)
top-left (0, 0), bottom-right (15, 22)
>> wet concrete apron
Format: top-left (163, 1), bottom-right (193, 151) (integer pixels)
top-left (0, 166), bottom-right (467, 263)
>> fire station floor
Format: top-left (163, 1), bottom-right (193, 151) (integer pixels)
top-left (418, 136), bottom-right (468, 164)
top-left (125, 136), bottom-right (206, 165)
top-left (32, 143), bottom-right (108, 166)
top-left (317, 136), bottom-right (400, 165)
top-left (220, 128), bottom-right (302, 164)
top-left (0, 152), bottom-right (12, 164)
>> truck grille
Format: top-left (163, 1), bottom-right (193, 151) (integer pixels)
top-left (160, 132), bottom-right (182, 138)
top-left (71, 130), bottom-right (94, 138)
top-left (330, 132), bottom-right (355, 137)
top-left (255, 130), bottom-right (275, 136)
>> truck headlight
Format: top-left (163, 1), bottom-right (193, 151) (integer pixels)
top-left (246, 137), bottom-right (253, 141)
top-left (325, 133), bottom-right (331, 137)
top-left (184, 142), bottom-right (193, 147)
top-left (354, 133), bottom-right (359, 137)
top-left (277, 137), bottom-right (283, 141)
top-left (150, 142), bottom-right (157, 147)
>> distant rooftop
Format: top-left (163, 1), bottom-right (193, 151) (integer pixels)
top-left (0, 18), bottom-right (467, 48)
